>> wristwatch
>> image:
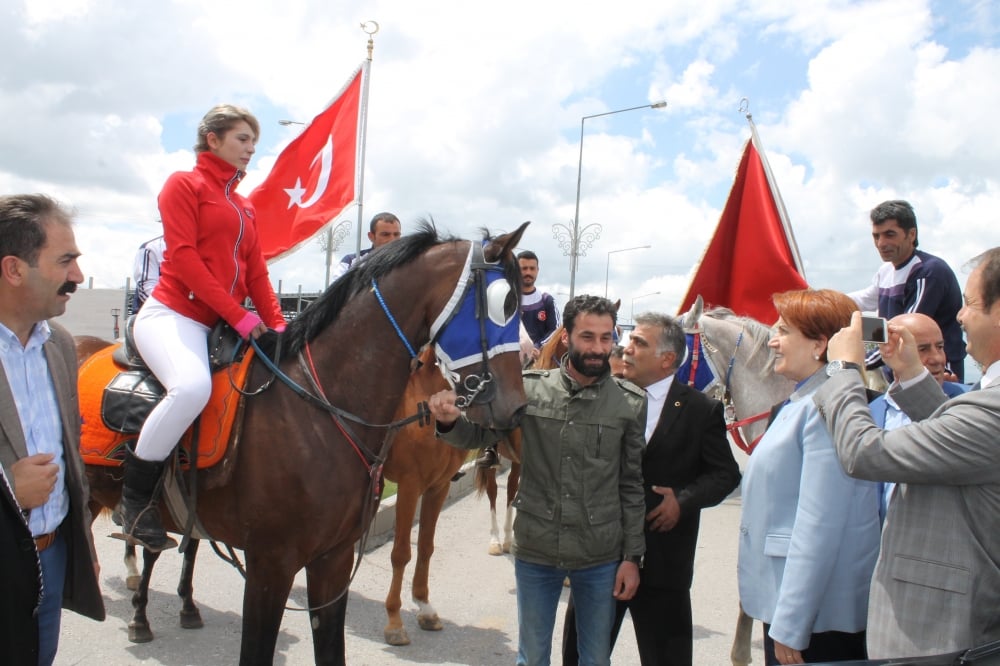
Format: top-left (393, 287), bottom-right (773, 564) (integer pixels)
top-left (826, 360), bottom-right (861, 377)
top-left (625, 555), bottom-right (643, 568)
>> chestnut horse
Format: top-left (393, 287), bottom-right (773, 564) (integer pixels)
top-left (475, 325), bottom-right (566, 555)
top-left (380, 346), bottom-right (468, 646)
top-left (79, 223), bottom-right (529, 665)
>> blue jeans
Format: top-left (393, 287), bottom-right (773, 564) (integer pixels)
top-left (38, 530), bottom-right (67, 666)
top-left (515, 558), bottom-right (618, 666)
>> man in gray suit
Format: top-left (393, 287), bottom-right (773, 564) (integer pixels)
top-left (0, 194), bottom-right (105, 665)
top-left (817, 246), bottom-right (1000, 658)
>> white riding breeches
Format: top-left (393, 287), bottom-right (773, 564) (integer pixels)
top-left (132, 297), bottom-right (213, 462)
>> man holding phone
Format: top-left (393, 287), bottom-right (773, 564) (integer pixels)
top-left (848, 200), bottom-right (966, 380)
top-left (818, 247), bottom-right (1000, 658)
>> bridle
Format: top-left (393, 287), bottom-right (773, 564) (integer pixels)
top-left (683, 318), bottom-right (770, 454)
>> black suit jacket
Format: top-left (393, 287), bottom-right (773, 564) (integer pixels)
top-left (640, 379), bottom-right (740, 590)
top-left (0, 469), bottom-right (40, 665)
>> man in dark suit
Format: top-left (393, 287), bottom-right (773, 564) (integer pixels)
top-left (0, 194), bottom-right (105, 665)
top-left (563, 312), bottom-right (741, 666)
top-left (0, 463), bottom-right (41, 664)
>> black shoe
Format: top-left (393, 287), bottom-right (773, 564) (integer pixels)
top-left (475, 447), bottom-right (500, 469)
top-left (121, 446), bottom-right (177, 552)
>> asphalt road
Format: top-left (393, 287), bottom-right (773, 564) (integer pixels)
top-left (56, 470), bottom-right (763, 665)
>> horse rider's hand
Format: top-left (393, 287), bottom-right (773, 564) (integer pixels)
top-left (11, 453), bottom-right (58, 509)
top-left (882, 320), bottom-right (926, 383)
top-left (827, 311), bottom-right (865, 366)
top-left (773, 638), bottom-right (804, 664)
top-left (646, 486), bottom-right (680, 532)
top-left (613, 560), bottom-right (640, 601)
top-left (428, 390), bottom-right (461, 427)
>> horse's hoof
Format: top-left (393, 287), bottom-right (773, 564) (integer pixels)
top-left (488, 543), bottom-right (503, 556)
top-left (128, 622), bottom-right (154, 644)
top-left (180, 608), bottom-right (204, 629)
top-left (125, 574), bottom-right (141, 591)
top-left (384, 626), bottom-right (411, 646)
top-left (417, 614), bottom-right (443, 631)
top-left (502, 541), bottom-right (512, 554)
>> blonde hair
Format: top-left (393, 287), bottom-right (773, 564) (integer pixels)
top-left (194, 104), bottom-right (260, 153)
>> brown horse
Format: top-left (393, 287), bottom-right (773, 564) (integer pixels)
top-left (79, 222), bottom-right (529, 665)
top-left (477, 324), bottom-right (566, 555)
top-left (380, 346), bottom-right (467, 646)
top-left (74, 335), bottom-right (206, 642)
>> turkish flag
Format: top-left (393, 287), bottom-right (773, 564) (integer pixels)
top-left (678, 137), bottom-right (807, 324)
top-left (251, 63), bottom-right (365, 261)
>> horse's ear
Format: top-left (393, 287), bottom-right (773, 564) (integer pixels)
top-left (680, 295), bottom-right (704, 331)
top-left (611, 299), bottom-right (621, 314)
top-left (485, 221), bottom-right (530, 262)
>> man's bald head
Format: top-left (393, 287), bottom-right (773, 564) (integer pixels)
top-left (890, 312), bottom-right (947, 385)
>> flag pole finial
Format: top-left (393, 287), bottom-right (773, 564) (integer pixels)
top-left (739, 97), bottom-right (752, 123)
top-left (361, 20), bottom-right (379, 61)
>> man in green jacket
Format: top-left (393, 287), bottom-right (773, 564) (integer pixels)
top-left (430, 294), bottom-right (647, 666)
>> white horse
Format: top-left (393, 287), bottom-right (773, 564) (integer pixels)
top-left (678, 296), bottom-right (795, 666)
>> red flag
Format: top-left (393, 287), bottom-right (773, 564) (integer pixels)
top-left (251, 64), bottom-right (364, 261)
top-left (678, 136), bottom-right (807, 324)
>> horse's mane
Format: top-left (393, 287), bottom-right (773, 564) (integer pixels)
top-left (702, 306), bottom-right (773, 362)
top-left (533, 326), bottom-right (566, 369)
top-left (282, 221), bottom-right (457, 355)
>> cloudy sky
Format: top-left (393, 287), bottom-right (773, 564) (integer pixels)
top-left (4, 0), bottom-right (999, 322)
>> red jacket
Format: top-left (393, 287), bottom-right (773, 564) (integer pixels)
top-left (153, 151), bottom-right (284, 330)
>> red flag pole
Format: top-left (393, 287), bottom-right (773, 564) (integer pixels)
top-left (742, 99), bottom-right (806, 280)
top-left (354, 21), bottom-right (378, 257)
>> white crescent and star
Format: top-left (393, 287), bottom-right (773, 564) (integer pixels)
top-left (283, 135), bottom-right (334, 209)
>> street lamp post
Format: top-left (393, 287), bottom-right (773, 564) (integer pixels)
top-left (565, 101), bottom-right (666, 299)
top-left (605, 245), bottom-right (651, 298)
top-left (630, 291), bottom-right (661, 325)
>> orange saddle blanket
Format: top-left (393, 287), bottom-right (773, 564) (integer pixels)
top-left (79, 343), bottom-right (254, 468)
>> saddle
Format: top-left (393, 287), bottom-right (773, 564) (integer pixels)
top-left (80, 317), bottom-right (254, 469)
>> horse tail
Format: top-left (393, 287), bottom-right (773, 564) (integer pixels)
top-left (473, 466), bottom-right (493, 497)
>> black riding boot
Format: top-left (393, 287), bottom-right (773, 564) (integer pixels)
top-left (120, 446), bottom-right (177, 552)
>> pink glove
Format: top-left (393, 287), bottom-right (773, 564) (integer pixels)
top-left (234, 311), bottom-right (263, 339)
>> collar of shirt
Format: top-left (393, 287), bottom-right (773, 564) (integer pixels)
top-left (980, 361), bottom-right (1000, 389)
top-left (643, 373), bottom-right (675, 443)
top-left (0, 319), bottom-right (51, 352)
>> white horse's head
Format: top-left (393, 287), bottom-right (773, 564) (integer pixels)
top-left (678, 296), bottom-right (795, 453)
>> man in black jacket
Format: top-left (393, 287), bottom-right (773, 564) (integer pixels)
top-left (0, 464), bottom-right (41, 664)
top-left (563, 312), bottom-right (741, 666)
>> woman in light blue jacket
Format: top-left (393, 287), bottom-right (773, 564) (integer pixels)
top-left (738, 289), bottom-right (880, 665)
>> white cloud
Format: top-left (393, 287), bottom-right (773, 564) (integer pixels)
top-left (1, 0), bottom-right (997, 328)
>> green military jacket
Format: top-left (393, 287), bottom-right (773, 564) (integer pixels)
top-left (440, 366), bottom-right (647, 569)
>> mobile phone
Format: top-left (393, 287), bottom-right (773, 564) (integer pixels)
top-left (861, 315), bottom-right (889, 344)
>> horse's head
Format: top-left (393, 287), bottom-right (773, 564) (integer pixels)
top-left (678, 295), bottom-right (795, 453)
top-left (431, 222), bottom-right (529, 431)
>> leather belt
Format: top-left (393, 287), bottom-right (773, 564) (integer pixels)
top-left (34, 530), bottom-right (58, 552)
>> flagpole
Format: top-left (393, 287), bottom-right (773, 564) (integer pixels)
top-left (740, 98), bottom-right (806, 279)
top-left (354, 21), bottom-right (378, 256)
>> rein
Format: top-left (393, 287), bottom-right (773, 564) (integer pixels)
top-left (685, 320), bottom-right (767, 454)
